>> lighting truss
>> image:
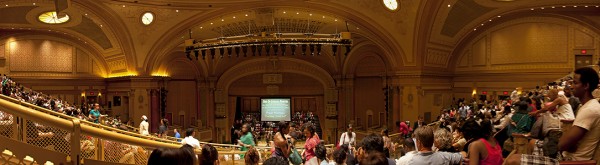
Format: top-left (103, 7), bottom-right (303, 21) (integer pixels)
top-left (184, 32), bottom-right (352, 60)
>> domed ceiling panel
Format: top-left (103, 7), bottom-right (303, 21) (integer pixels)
top-left (66, 17), bottom-right (112, 49)
top-left (0, 6), bottom-right (36, 24)
top-left (442, 0), bottom-right (495, 37)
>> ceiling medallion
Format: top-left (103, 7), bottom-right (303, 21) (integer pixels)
top-left (383, 0), bottom-right (399, 11)
top-left (38, 11), bottom-right (70, 24)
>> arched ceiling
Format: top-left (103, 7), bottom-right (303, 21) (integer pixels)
top-left (0, 0), bottom-right (598, 78)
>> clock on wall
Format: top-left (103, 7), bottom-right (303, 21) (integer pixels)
top-left (383, 0), bottom-right (399, 11)
top-left (141, 12), bottom-right (154, 25)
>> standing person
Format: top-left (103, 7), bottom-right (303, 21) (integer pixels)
top-left (271, 121), bottom-right (291, 159)
top-left (413, 116), bottom-right (427, 131)
top-left (507, 67), bottom-right (600, 164)
top-left (339, 124), bottom-right (356, 151)
top-left (238, 123), bottom-right (255, 158)
top-left (173, 129), bottom-right (181, 142)
top-left (139, 115), bottom-right (149, 136)
top-left (181, 128), bottom-right (200, 149)
top-left (303, 123), bottom-right (320, 163)
top-left (381, 128), bottom-right (394, 158)
top-left (158, 119), bottom-right (168, 138)
top-left (88, 103), bottom-right (101, 123)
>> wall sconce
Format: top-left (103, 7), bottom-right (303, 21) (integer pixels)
top-left (472, 89), bottom-right (477, 96)
top-left (81, 92), bottom-right (86, 97)
top-left (98, 92), bottom-right (102, 97)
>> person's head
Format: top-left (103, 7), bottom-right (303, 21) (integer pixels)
top-left (315, 143), bottom-right (327, 161)
top-left (564, 88), bottom-right (573, 97)
top-left (289, 122), bottom-right (296, 132)
top-left (186, 128), bottom-right (195, 137)
top-left (413, 126), bottom-right (434, 150)
top-left (263, 156), bottom-right (288, 165)
top-left (277, 121), bottom-right (289, 135)
top-left (303, 124), bottom-right (316, 138)
top-left (573, 67), bottom-right (599, 99)
top-left (403, 137), bottom-right (415, 152)
top-left (334, 144), bottom-right (349, 164)
top-left (242, 123), bottom-right (251, 134)
top-left (433, 129), bottom-right (453, 152)
top-left (244, 148), bottom-right (260, 165)
top-left (361, 133), bottom-right (384, 153)
top-left (547, 89), bottom-right (559, 100)
top-left (94, 103), bottom-right (100, 109)
top-left (347, 124), bottom-right (354, 138)
top-left (174, 129), bottom-right (178, 133)
top-left (380, 128), bottom-right (389, 137)
top-left (141, 115), bottom-right (148, 121)
top-left (418, 116), bottom-right (424, 122)
top-left (358, 152), bottom-right (387, 165)
top-left (199, 144), bottom-right (219, 165)
top-left (148, 147), bottom-right (195, 165)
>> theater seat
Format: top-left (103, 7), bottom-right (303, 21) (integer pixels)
top-left (559, 160), bottom-right (596, 165)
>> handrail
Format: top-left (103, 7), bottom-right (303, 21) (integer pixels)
top-left (0, 94), bottom-right (181, 145)
top-left (0, 95), bottom-right (182, 150)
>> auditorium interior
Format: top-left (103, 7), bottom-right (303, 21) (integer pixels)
top-left (0, 0), bottom-right (600, 164)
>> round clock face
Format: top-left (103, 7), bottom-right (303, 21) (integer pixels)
top-left (383, 0), bottom-right (399, 11)
top-left (141, 12), bottom-right (154, 25)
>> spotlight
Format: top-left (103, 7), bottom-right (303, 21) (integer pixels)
top-left (201, 49), bottom-right (206, 59)
top-left (210, 48), bottom-right (215, 59)
top-left (265, 44), bottom-right (271, 56)
top-left (243, 46), bottom-right (248, 57)
top-left (273, 44), bottom-right (280, 56)
top-left (235, 47), bottom-right (240, 57)
top-left (227, 47), bottom-right (233, 57)
top-left (316, 44), bottom-right (322, 55)
top-left (345, 45), bottom-right (351, 56)
top-left (194, 50), bottom-right (199, 60)
top-left (332, 45), bottom-right (338, 56)
top-left (219, 47), bottom-right (225, 58)
top-left (257, 45), bottom-right (263, 56)
top-left (281, 44), bottom-right (287, 56)
top-left (310, 44), bottom-right (315, 56)
top-left (301, 44), bottom-right (307, 55)
top-left (251, 45), bottom-right (257, 56)
top-left (291, 45), bottom-right (297, 55)
top-left (185, 51), bottom-right (192, 60)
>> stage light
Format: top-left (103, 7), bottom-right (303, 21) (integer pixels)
top-left (302, 44), bottom-right (307, 55)
top-left (291, 45), bottom-right (297, 55)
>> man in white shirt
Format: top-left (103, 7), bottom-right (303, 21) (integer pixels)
top-left (507, 67), bottom-right (600, 164)
top-left (139, 115), bottom-right (149, 136)
top-left (181, 128), bottom-right (201, 149)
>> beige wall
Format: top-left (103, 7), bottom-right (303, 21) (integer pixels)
top-left (453, 17), bottom-right (600, 100)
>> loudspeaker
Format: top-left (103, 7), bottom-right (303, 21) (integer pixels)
top-left (55, 0), bottom-right (71, 14)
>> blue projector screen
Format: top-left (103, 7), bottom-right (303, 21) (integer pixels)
top-left (261, 98), bottom-right (291, 121)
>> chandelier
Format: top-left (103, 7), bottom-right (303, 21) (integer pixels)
top-left (183, 31), bottom-right (352, 60)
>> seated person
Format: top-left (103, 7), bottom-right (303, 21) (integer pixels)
top-left (407, 126), bottom-right (464, 165)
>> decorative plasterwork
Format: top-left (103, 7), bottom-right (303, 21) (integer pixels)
top-left (424, 49), bottom-right (450, 68)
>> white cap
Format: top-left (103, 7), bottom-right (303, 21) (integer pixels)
top-left (142, 115), bottom-right (147, 120)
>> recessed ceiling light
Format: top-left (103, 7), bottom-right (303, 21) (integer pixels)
top-left (448, 4), bottom-right (451, 7)
top-left (200, 27), bottom-right (203, 29)
top-left (296, 12), bottom-right (299, 15)
top-left (356, 27), bottom-right (359, 30)
top-left (85, 13), bottom-right (88, 16)
top-left (210, 22), bottom-right (213, 25)
top-left (489, 20), bottom-right (492, 21)
top-left (5, 4), bottom-right (8, 7)
top-left (122, 5), bottom-right (125, 7)
top-left (585, 6), bottom-right (588, 7)
top-left (33, 3), bottom-right (35, 5)
top-left (541, 7), bottom-right (544, 9)
top-left (530, 8), bottom-right (534, 10)
top-left (100, 24), bottom-right (103, 27)
top-left (481, 23), bottom-right (484, 26)
top-left (497, 16), bottom-right (501, 17)
top-left (551, 6), bottom-right (555, 8)
top-left (322, 16), bottom-right (325, 18)
top-left (574, 6), bottom-right (577, 7)
top-left (562, 6), bottom-right (566, 8)
top-left (245, 14), bottom-right (248, 16)
top-left (309, 13), bottom-right (312, 16)
top-left (221, 19), bottom-right (224, 21)
top-left (335, 19), bottom-right (338, 22)
top-left (474, 29), bottom-right (477, 31)
top-left (283, 11), bottom-right (286, 14)
top-left (233, 16), bottom-right (236, 18)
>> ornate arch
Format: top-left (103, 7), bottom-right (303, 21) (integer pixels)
top-left (216, 58), bottom-right (335, 90)
top-left (342, 42), bottom-right (391, 76)
top-left (144, 2), bottom-right (404, 74)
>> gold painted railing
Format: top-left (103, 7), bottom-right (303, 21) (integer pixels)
top-left (0, 94), bottom-right (183, 145)
top-left (0, 94), bottom-right (184, 165)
